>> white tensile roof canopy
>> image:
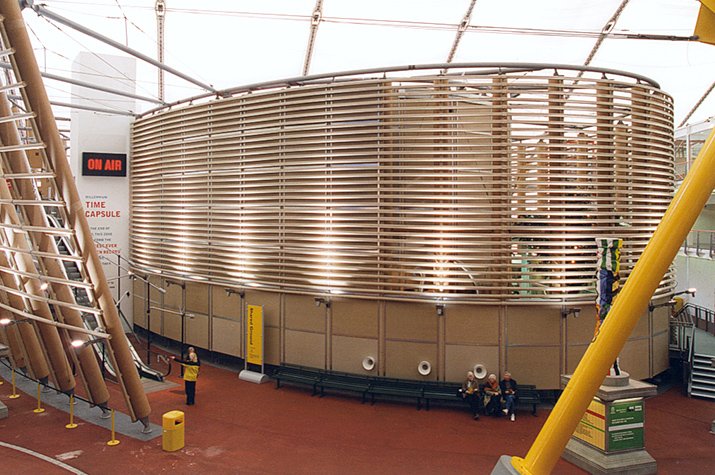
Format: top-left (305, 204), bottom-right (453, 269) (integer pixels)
top-left (22, 0), bottom-right (715, 125)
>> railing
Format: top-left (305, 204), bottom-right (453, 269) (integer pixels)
top-left (689, 303), bottom-right (715, 336)
top-left (681, 229), bottom-right (715, 259)
top-left (670, 304), bottom-right (695, 354)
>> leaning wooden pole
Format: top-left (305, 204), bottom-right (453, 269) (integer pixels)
top-left (0, 1), bottom-right (150, 424)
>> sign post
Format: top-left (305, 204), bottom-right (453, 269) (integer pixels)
top-left (239, 304), bottom-right (269, 384)
top-left (561, 374), bottom-right (656, 474)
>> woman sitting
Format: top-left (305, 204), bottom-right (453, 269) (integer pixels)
top-left (482, 373), bottom-right (502, 416)
top-left (460, 371), bottom-right (483, 420)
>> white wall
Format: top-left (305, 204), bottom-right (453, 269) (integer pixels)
top-left (70, 52), bottom-right (135, 326)
top-left (674, 254), bottom-right (715, 309)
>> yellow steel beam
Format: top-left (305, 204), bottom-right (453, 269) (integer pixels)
top-left (510, 126), bottom-right (715, 474)
top-left (695, 1), bottom-right (715, 45)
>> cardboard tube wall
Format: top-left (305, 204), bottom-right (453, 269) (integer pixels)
top-left (0, 92), bottom-right (109, 404)
top-left (0, 0), bottom-right (150, 421)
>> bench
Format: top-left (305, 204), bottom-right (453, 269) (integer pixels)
top-left (515, 384), bottom-right (540, 416)
top-left (421, 382), bottom-right (462, 410)
top-left (368, 378), bottom-right (424, 409)
top-left (272, 364), bottom-right (322, 395)
top-left (318, 371), bottom-right (371, 402)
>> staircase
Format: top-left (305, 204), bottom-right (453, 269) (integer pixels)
top-left (671, 304), bottom-right (715, 401)
top-left (690, 353), bottom-right (715, 401)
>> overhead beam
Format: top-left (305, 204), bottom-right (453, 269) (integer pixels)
top-left (302, 0), bottom-right (323, 76)
top-left (23, 0), bottom-right (217, 94)
top-left (446, 0), bottom-right (478, 64)
top-left (0, 61), bottom-right (165, 105)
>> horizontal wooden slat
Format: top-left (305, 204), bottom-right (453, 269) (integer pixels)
top-left (131, 68), bottom-right (675, 304)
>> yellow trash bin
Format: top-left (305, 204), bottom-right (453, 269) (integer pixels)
top-left (162, 410), bottom-right (185, 451)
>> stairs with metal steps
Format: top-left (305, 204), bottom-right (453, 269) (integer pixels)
top-left (690, 353), bottom-right (715, 401)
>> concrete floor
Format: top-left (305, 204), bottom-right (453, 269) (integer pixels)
top-left (1, 345), bottom-right (714, 474)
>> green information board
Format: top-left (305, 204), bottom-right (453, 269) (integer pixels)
top-left (609, 427), bottom-right (644, 451)
top-left (606, 398), bottom-right (645, 452)
top-left (608, 398), bottom-right (644, 426)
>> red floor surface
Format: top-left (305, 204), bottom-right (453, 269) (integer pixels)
top-left (2, 358), bottom-right (714, 475)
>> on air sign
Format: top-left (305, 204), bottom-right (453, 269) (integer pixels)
top-left (81, 152), bottom-right (127, 177)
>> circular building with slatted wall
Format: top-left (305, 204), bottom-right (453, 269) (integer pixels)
top-left (130, 64), bottom-right (674, 388)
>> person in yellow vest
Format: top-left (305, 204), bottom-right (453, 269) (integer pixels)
top-left (171, 347), bottom-right (201, 405)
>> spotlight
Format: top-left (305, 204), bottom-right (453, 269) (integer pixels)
top-left (70, 338), bottom-right (105, 350)
top-left (314, 297), bottom-right (331, 308)
top-left (561, 307), bottom-right (581, 318)
top-left (674, 288), bottom-right (696, 298)
top-left (40, 282), bottom-right (49, 290)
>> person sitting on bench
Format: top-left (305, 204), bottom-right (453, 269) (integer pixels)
top-left (459, 371), bottom-right (483, 420)
top-left (500, 371), bottom-right (518, 421)
top-left (482, 373), bottom-right (502, 416)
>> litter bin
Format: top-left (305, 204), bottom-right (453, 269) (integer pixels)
top-left (162, 410), bottom-right (185, 451)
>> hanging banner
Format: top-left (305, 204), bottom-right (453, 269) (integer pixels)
top-left (246, 304), bottom-right (264, 367)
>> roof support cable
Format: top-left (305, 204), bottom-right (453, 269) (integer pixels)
top-left (678, 80), bottom-right (715, 128)
top-left (579, 0), bottom-right (630, 75)
top-left (302, 0), bottom-right (324, 76)
top-left (445, 0), bottom-right (478, 66)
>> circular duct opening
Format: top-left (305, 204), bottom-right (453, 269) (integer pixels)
top-left (362, 356), bottom-right (376, 371)
top-left (418, 360), bottom-right (432, 376)
top-left (474, 364), bottom-right (487, 379)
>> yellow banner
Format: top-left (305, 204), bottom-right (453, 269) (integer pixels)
top-left (246, 305), bottom-right (263, 366)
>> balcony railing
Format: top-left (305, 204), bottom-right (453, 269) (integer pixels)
top-left (682, 229), bottom-right (715, 259)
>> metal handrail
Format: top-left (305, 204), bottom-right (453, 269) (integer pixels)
top-left (680, 302), bottom-right (715, 337)
top-left (682, 229), bottom-right (715, 259)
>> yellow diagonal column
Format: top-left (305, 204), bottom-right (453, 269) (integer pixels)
top-left (508, 126), bottom-right (715, 475)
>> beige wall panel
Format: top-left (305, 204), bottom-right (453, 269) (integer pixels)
top-left (186, 313), bottom-right (209, 349)
top-left (385, 302), bottom-right (437, 341)
top-left (163, 281), bottom-right (181, 310)
top-left (246, 290), bottom-right (280, 327)
top-left (444, 344), bottom-right (499, 383)
top-left (285, 329), bottom-right (325, 369)
top-left (149, 308), bottom-right (162, 334)
top-left (617, 338), bottom-right (649, 380)
top-left (331, 299), bottom-right (378, 338)
top-left (133, 278), bottom-right (144, 299)
top-left (265, 326), bottom-right (281, 365)
top-left (133, 296), bottom-right (146, 328)
top-left (285, 294), bottom-right (325, 333)
top-left (567, 314), bottom-right (597, 345)
top-left (652, 308), bottom-right (670, 335)
top-left (331, 335), bottom-right (378, 375)
top-left (630, 310), bottom-right (650, 338)
top-left (212, 287), bottom-right (241, 320)
top-left (567, 344), bottom-right (589, 374)
top-left (506, 307), bottom-right (560, 346)
top-left (212, 317), bottom-right (242, 357)
top-left (163, 311), bottom-right (180, 341)
top-left (186, 282), bottom-right (209, 315)
top-left (385, 340), bottom-right (438, 380)
top-left (506, 346), bottom-right (560, 388)
top-left (652, 331), bottom-right (669, 376)
top-left (445, 305), bottom-right (499, 345)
